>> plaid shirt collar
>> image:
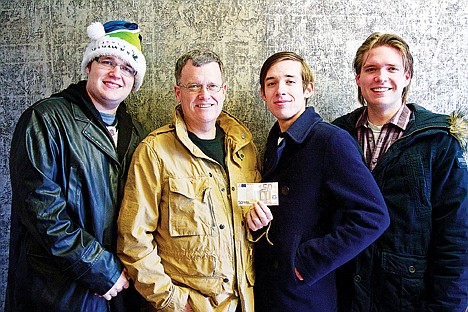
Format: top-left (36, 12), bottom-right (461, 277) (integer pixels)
top-left (355, 104), bottom-right (411, 130)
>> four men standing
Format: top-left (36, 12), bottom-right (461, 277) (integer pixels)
top-left (6, 19), bottom-right (467, 312)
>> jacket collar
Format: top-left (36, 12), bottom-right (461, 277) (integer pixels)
top-left (52, 81), bottom-right (101, 123)
top-left (448, 110), bottom-right (468, 152)
top-left (173, 105), bottom-right (253, 153)
top-left (272, 106), bottom-right (323, 144)
top-left (335, 103), bottom-right (468, 153)
top-left (53, 81), bottom-right (134, 163)
top-left (52, 80), bottom-right (129, 126)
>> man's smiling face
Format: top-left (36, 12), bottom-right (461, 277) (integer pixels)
top-left (174, 60), bottom-right (226, 136)
top-left (261, 59), bottom-right (313, 132)
top-left (356, 45), bottom-right (411, 111)
top-left (86, 55), bottom-right (135, 113)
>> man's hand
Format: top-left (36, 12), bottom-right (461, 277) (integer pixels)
top-left (99, 270), bottom-right (130, 300)
top-left (182, 301), bottom-right (194, 312)
top-left (295, 267), bottom-right (304, 281)
top-left (246, 201), bottom-right (273, 231)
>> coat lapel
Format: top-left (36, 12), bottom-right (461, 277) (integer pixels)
top-left (71, 103), bottom-right (120, 164)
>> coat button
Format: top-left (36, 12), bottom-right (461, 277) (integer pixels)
top-left (408, 265), bottom-right (416, 273)
top-left (232, 186), bottom-right (235, 191)
top-left (219, 224), bottom-right (225, 229)
top-left (223, 278), bottom-right (229, 283)
top-left (281, 186), bottom-right (290, 195)
top-left (273, 260), bottom-right (279, 269)
top-left (354, 275), bottom-right (362, 282)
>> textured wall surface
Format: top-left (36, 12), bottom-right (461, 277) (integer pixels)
top-left (1, 0), bottom-right (466, 308)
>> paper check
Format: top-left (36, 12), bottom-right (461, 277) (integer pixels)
top-left (237, 182), bottom-right (279, 206)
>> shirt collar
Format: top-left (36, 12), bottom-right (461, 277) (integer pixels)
top-left (355, 104), bottom-right (411, 131)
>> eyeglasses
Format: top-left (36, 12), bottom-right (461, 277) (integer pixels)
top-left (94, 57), bottom-right (137, 77)
top-left (177, 83), bottom-right (223, 94)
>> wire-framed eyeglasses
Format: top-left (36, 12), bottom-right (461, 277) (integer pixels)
top-left (177, 83), bottom-right (223, 94)
top-left (94, 57), bottom-right (137, 77)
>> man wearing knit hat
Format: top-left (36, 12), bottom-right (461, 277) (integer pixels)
top-left (6, 20), bottom-right (147, 311)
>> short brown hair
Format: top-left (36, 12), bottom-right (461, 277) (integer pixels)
top-left (260, 51), bottom-right (314, 95)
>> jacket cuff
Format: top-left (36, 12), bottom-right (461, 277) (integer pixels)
top-left (159, 285), bottom-right (190, 311)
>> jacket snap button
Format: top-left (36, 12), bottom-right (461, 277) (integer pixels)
top-left (223, 278), bottom-right (229, 283)
top-left (408, 265), bottom-right (416, 273)
top-left (273, 260), bottom-right (279, 269)
top-left (219, 224), bottom-right (225, 229)
top-left (354, 275), bottom-right (361, 282)
top-left (281, 186), bottom-right (290, 195)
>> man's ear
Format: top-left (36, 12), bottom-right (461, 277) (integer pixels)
top-left (304, 82), bottom-right (314, 99)
top-left (174, 85), bottom-right (181, 103)
top-left (260, 87), bottom-right (266, 101)
top-left (355, 74), bottom-right (361, 88)
top-left (404, 71), bottom-right (411, 87)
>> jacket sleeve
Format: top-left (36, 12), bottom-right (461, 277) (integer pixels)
top-left (10, 108), bottom-right (122, 294)
top-left (427, 136), bottom-right (468, 309)
top-left (117, 141), bottom-right (189, 311)
top-left (294, 129), bottom-right (390, 285)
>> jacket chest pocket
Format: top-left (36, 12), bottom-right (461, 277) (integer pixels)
top-left (377, 250), bottom-right (427, 309)
top-left (168, 177), bottom-right (218, 237)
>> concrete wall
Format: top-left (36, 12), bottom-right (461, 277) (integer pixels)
top-left (1, 0), bottom-right (466, 308)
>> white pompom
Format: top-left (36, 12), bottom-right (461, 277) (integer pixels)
top-left (87, 22), bottom-right (106, 40)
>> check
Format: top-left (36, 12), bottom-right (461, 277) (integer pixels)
top-left (237, 182), bottom-right (279, 206)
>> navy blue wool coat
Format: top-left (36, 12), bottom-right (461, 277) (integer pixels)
top-left (254, 107), bottom-right (389, 312)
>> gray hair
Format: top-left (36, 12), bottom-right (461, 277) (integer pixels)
top-left (175, 49), bottom-right (225, 84)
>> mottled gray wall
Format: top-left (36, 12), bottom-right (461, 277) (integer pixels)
top-left (1, 0), bottom-right (466, 308)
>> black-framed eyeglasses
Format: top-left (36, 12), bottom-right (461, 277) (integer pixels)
top-left (94, 57), bottom-right (137, 77)
top-left (177, 83), bottom-right (223, 94)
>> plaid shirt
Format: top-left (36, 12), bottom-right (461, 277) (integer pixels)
top-left (356, 104), bottom-right (411, 171)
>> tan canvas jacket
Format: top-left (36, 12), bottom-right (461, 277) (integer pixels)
top-left (117, 106), bottom-right (261, 311)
